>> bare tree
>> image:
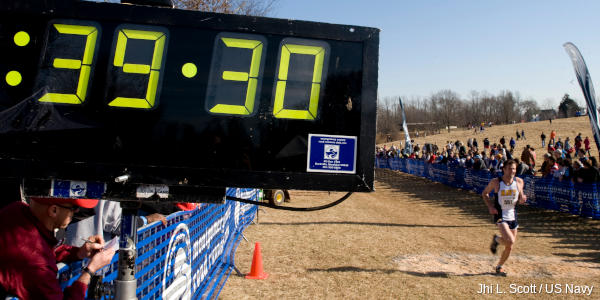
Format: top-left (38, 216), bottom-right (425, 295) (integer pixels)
top-left (431, 90), bottom-right (461, 132)
top-left (519, 99), bottom-right (539, 122)
top-left (375, 89), bottom-right (538, 138)
top-left (173, 0), bottom-right (277, 16)
top-left (497, 90), bottom-right (520, 124)
top-left (376, 97), bottom-right (398, 137)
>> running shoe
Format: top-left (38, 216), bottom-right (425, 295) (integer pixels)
top-left (490, 234), bottom-right (499, 254)
top-left (495, 265), bottom-right (507, 276)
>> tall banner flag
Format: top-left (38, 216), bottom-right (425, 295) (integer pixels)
top-left (564, 42), bottom-right (600, 154)
top-left (398, 98), bottom-right (412, 154)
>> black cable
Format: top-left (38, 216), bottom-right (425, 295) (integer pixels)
top-left (225, 192), bottom-right (353, 211)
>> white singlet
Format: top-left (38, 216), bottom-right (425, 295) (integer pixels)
top-left (497, 179), bottom-right (519, 221)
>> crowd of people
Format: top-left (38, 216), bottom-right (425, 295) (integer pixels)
top-left (376, 130), bottom-right (600, 184)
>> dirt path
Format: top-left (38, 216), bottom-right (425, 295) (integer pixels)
top-left (219, 169), bottom-right (600, 299)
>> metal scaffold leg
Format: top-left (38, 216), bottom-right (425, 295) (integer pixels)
top-left (115, 204), bottom-right (138, 300)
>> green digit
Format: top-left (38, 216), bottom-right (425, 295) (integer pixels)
top-left (109, 28), bottom-right (167, 109)
top-left (206, 34), bottom-right (266, 116)
top-left (38, 23), bottom-right (99, 104)
top-left (272, 39), bottom-right (329, 120)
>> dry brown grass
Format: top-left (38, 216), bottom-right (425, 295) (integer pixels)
top-left (220, 170), bottom-right (600, 299)
top-left (381, 116), bottom-right (599, 168)
top-left (219, 117), bottom-right (600, 299)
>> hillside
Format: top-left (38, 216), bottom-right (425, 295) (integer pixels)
top-left (380, 116), bottom-right (599, 168)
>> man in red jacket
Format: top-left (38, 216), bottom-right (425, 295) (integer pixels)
top-left (0, 197), bottom-right (115, 299)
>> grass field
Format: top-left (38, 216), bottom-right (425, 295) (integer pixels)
top-left (381, 116), bottom-right (599, 168)
top-left (219, 117), bottom-right (600, 299)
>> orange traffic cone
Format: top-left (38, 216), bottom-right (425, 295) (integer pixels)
top-left (245, 242), bottom-right (268, 279)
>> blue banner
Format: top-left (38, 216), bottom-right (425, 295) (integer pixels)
top-left (376, 157), bottom-right (600, 220)
top-left (57, 188), bottom-right (258, 299)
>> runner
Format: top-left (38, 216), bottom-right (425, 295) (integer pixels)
top-left (481, 159), bottom-right (526, 276)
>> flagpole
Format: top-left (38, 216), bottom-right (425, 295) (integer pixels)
top-left (564, 42), bottom-right (600, 156)
top-left (398, 97), bottom-right (412, 155)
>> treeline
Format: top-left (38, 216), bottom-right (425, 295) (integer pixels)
top-left (376, 90), bottom-right (581, 142)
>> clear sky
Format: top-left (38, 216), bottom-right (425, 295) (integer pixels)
top-left (273, 0), bottom-right (600, 108)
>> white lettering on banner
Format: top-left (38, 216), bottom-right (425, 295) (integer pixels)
top-left (190, 204), bottom-right (233, 292)
top-left (235, 201), bottom-right (240, 228)
top-left (163, 223), bottom-right (192, 300)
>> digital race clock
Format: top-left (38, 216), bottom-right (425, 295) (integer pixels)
top-left (0, 0), bottom-right (378, 196)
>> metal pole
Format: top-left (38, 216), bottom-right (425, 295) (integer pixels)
top-left (115, 203), bottom-right (138, 300)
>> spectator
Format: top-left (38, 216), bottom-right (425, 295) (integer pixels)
top-left (555, 138), bottom-right (563, 150)
top-left (438, 152), bottom-right (448, 164)
top-left (0, 197), bottom-right (115, 299)
top-left (428, 152), bottom-right (437, 164)
top-left (509, 137), bottom-right (516, 152)
top-left (499, 136), bottom-right (506, 147)
top-left (552, 158), bottom-right (564, 179)
top-left (473, 138), bottom-right (479, 149)
top-left (464, 155), bottom-right (474, 168)
top-left (473, 154), bottom-right (487, 171)
top-left (575, 133), bottom-right (583, 153)
top-left (459, 143), bottom-right (467, 157)
top-left (500, 146), bottom-right (508, 160)
top-left (559, 158), bottom-right (573, 182)
top-left (590, 156), bottom-right (599, 171)
top-left (553, 149), bottom-right (563, 161)
top-left (521, 129), bottom-right (526, 140)
top-left (529, 147), bottom-right (537, 169)
top-left (515, 158), bottom-right (527, 175)
top-left (505, 147), bottom-right (513, 160)
top-left (496, 154), bottom-right (506, 172)
top-left (488, 154), bottom-right (500, 173)
top-left (564, 137), bottom-right (572, 152)
top-left (540, 132), bottom-right (546, 147)
top-left (482, 151), bottom-right (490, 167)
top-left (584, 136), bottom-right (591, 156)
top-left (550, 130), bottom-right (556, 145)
top-left (516, 130), bottom-right (520, 141)
top-left (540, 153), bottom-right (552, 177)
top-left (548, 156), bottom-right (560, 177)
top-left (575, 159), bottom-right (600, 183)
top-left (483, 138), bottom-right (490, 153)
top-left (520, 145), bottom-right (535, 170)
top-left (572, 160), bottom-right (583, 182)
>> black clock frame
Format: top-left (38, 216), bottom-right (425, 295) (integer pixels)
top-left (0, 0), bottom-right (378, 197)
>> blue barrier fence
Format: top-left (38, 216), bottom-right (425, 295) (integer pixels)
top-left (377, 157), bottom-right (600, 220)
top-left (57, 187), bottom-right (258, 299)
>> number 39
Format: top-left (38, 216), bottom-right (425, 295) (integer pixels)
top-left (36, 20), bottom-right (330, 121)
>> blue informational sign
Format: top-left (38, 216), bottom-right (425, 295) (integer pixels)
top-left (307, 134), bottom-right (357, 174)
top-left (51, 179), bottom-right (106, 199)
